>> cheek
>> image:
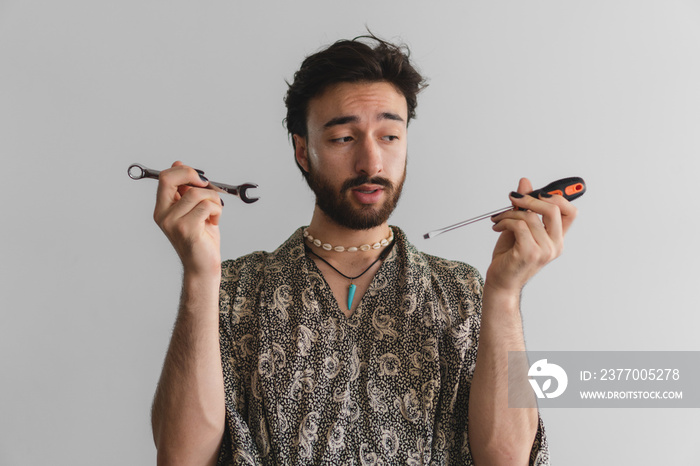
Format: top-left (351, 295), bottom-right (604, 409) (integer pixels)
top-left (307, 147), bottom-right (327, 171)
top-left (388, 148), bottom-right (408, 174)
top-left (310, 147), bottom-right (353, 172)
top-left (306, 151), bottom-right (339, 183)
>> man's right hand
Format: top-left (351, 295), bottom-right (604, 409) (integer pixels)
top-left (153, 161), bottom-right (224, 278)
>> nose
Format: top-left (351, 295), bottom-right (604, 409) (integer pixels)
top-left (354, 137), bottom-right (383, 177)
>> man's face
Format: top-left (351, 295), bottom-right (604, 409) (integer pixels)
top-left (294, 81), bottom-right (408, 230)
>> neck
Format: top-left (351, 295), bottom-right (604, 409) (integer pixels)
top-left (305, 207), bottom-right (392, 267)
top-left (306, 206), bottom-right (392, 251)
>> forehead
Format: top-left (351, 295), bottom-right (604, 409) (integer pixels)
top-left (306, 81), bottom-right (408, 127)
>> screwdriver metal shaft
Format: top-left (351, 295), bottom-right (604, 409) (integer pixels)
top-left (423, 206), bottom-right (513, 239)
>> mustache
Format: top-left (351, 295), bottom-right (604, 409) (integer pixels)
top-left (341, 176), bottom-right (393, 192)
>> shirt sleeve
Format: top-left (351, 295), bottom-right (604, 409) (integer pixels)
top-left (216, 258), bottom-right (264, 466)
top-left (444, 261), bottom-right (550, 465)
top-left (529, 417), bottom-right (550, 465)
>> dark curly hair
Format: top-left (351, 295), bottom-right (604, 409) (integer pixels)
top-left (284, 34), bottom-right (428, 180)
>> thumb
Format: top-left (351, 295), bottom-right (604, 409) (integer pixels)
top-left (517, 177), bottom-right (533, 195)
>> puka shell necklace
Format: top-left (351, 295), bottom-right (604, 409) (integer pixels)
top-left (303, 228), bottom-right (394, 253)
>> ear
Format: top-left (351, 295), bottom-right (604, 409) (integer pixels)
top-left (293, 134), bottom-right (310, 173)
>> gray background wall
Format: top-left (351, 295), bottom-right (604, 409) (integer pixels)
top-left (1, 1), bottom-right (699, 464)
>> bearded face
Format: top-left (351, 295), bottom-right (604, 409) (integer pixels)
top-left (294, 81), bottom-right (410, 230)
top-left (306, 162), bottom-right (406, 230)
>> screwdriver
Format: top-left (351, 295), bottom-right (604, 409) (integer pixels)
top-left (423, 177), bottom-right (586, 239)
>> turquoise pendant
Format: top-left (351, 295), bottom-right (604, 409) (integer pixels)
top-left (347, 283), bottom-right (357, 311)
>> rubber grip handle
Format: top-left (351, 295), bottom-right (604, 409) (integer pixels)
top-left (528, 176), bottom-right (586, 202)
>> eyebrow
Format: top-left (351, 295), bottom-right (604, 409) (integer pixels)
top-left (323, 112), bottom-right (405, 128)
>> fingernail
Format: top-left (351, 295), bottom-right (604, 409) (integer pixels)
top-left (194, 168), bottom-right (205, 175)
top-left (220, 197), bottom-right (224, 206)
top-left (510, 191), bottom-right (524, 199)
top-left (199, 174), bottom-right (209, 183)
top-left (539, 192), bottom-right (553, 198)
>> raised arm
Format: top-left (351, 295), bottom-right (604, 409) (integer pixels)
top-left (150, 161), bottom-right (226, 466)
top-left (468, 178), bottom-right (577, 465)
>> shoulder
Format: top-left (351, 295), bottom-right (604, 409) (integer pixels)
top-left (218, 230), bottom-right (305, 331)
top-left (221, 250), bottom-right (268, 282)
top-left (394, 228), bottom-right (483, 345)
top-left (394, 227), bottom-right (483, 293)
top-left (220, 228), bottom-right (306, 287)
top-left (422, 252), bottom-right (484, 307)
top-left (429, 253), bottom-right (482, 287)
top-left (424, 252), bottom-right (481, 279)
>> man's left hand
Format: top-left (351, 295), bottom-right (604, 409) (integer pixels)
top-left (487, 177), bottom-right (578, 294)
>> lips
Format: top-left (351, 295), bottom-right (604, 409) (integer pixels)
top-left (351, 185), bottom-right (384, 204)
top-left (354, 184), bottom-right (381, 193)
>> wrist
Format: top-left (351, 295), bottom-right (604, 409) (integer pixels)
top-left (482, 275), bottom-right (521, 301)
top-left (181, 269), bottom-right (222, 311)
top-left (479, 283), bottom-right (527, 351)
top-left (182, 261), bottom-right (222, 286)
top-left (485, 261), bottom-right (524, 292)
top-left (481, 281), bottom-right (522, 320)
top-left (179, 252), bottom-right (222, 279)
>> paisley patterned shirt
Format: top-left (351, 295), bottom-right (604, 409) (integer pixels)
top-left (216, 227), bottom-right (549, 465)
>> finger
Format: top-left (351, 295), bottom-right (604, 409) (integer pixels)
top-left (154, 162), bottom-right (210, 222)
top-left (511, 178), bottom-right (549, 232)
top-left (512, 190), bottom-right (578, 240)
top-left (515, 177), bottom-right (578, 234)
top-left (539, 192), bottom-right (578, 235)
top-left (171, 161), bottom-right (207, 196)
top-left (501, 191), bottom-right (564, 241)
top-left (159, 193), bottom-right (223, 242)
top-left (492, 217), bottom-right (541, 260)
top-left (492, 214), bottom-right (561, 270)
top-left (161, 186), bottom-right (224, 227)
top-left (495, 186), bottom-right (563, 249)
top-left (525, 193), bottom-right (563, 241)
top-left (184, 196), bottom-right (223, 228)
top-left (493, 209), bottom-right (553, 252)
top-left (517, 177), bottom-right (533, 196)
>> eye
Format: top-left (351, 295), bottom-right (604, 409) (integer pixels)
top-left (331, 136), bottom-right (354, 143)
top-left (382, 135), bottom-right (399, 142)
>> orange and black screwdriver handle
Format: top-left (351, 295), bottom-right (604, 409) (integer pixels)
top-left (527, 176), bottom-right (586, 202)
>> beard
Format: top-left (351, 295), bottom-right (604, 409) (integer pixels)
top-left (306, 165), bottom-right (406, 230)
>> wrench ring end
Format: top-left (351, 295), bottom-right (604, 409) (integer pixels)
top-left (127, 163), bottom-right (147, 180)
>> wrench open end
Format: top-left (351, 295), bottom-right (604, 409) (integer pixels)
top-left (237, 183), bottom-right (259, 204)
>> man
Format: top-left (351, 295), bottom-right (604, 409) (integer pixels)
top-left (150, 35), bottom-right (576, 465)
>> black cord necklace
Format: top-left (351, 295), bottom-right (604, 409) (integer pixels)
top-left (305, 239), bottom-right (395, 311)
